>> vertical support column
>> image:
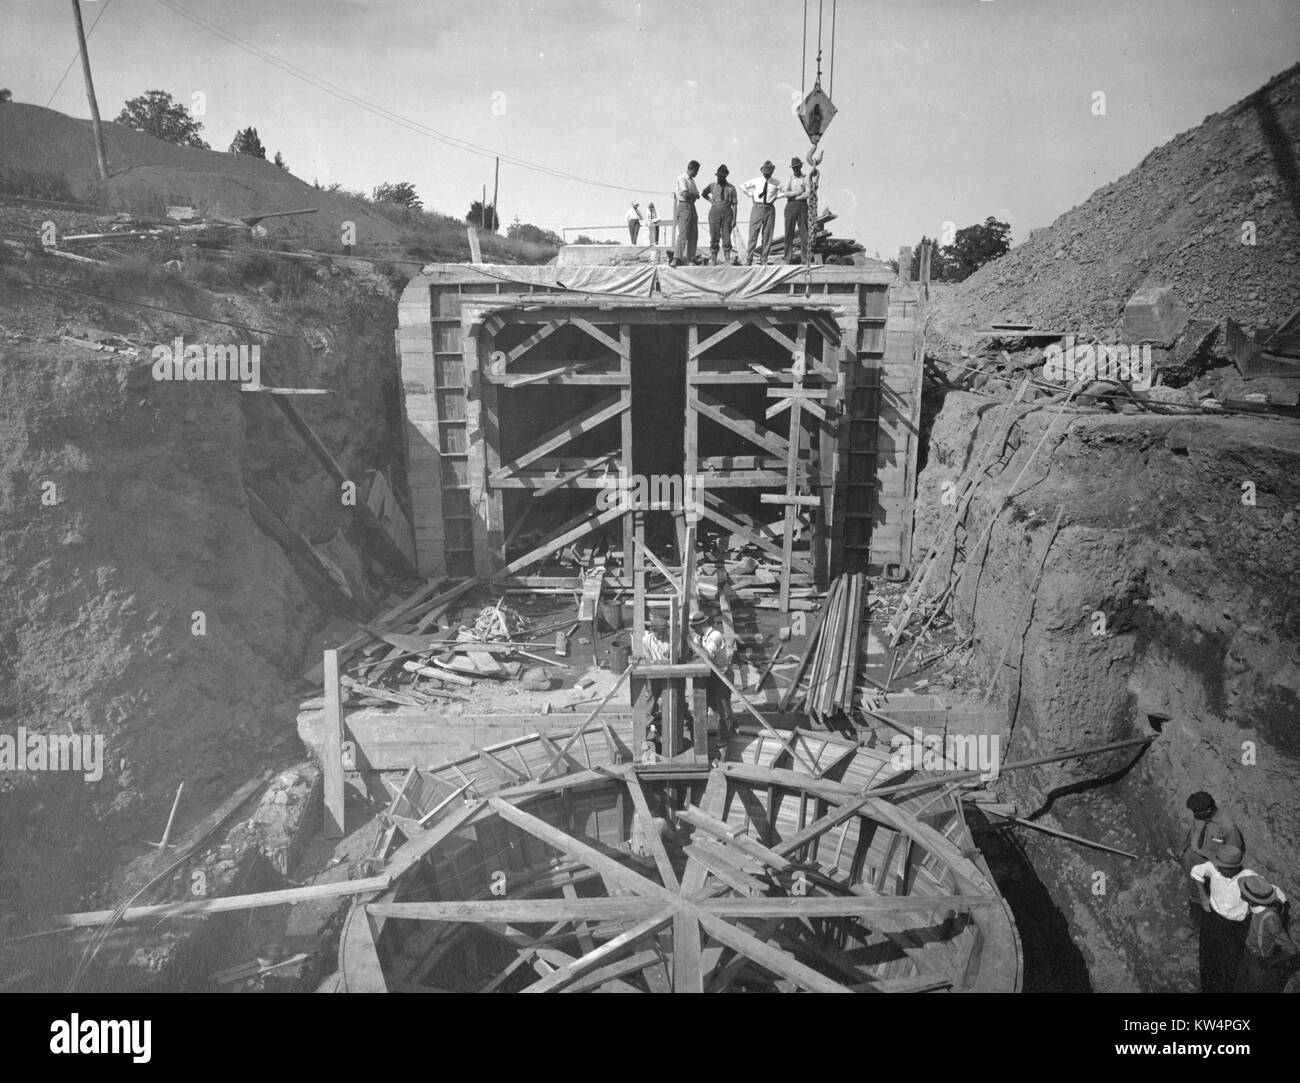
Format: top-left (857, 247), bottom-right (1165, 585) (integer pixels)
top-left (621, 323), bottom-right (638, 640)
top-left (481, 339), bottom-right (504, 578)
top-left (464, 312), bottom-right (494, 578)
top-left (685, 324), bottom-right (700, 563)
top-left (322, 649), bottom-right (345, 838)
top-left (664, 596), bottom-right (681, 759)
top-left (780, 324), bottom-right (808, 612)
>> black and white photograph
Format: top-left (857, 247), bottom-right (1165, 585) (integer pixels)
top-left (0, 0), bottom-right (1298, 1036)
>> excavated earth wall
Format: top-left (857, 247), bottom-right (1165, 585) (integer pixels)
top-left (915, 390), bottom-right (1300, 991)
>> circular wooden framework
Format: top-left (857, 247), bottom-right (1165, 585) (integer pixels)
top-left (339, 724), bottom-right (1021, 993)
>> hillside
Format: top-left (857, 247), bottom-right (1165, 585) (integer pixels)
top-left (0, 102), bottom-right (553, 264)
top-left (932, 62), bottom-right (1300, 346)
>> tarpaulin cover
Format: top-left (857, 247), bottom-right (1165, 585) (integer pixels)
top-left (654, 264), bottom-right (807, 300)
top-left (553, 265), bottom-right (657, 296)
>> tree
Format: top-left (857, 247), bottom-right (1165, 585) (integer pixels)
top-left (228, 126), bottom-right (266, 158)
top-left (943, 217), bottom-right (1011, 281)
top-left (274, 151), bottom-right (288, 171)
top-left (909, 236), bottom-right (948, 282)
top-left (116, 90), bottom-right (208, 148)
top-left (507, 216), bottom-right (563, 247)
top-left (466, 200), bottom-right (500, 231)
top-left (373, 181), bottom-right (421, 210)
top-left (0, 89), bottom-right (12, 103)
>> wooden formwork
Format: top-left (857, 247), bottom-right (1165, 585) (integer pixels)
top-left (395, 264), bottom-right (927, 594)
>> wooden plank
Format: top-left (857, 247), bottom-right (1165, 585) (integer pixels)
top-left (704, 895), bottom-right (994, 918)
top-left (688, 319), bottom-right (747, 359)
top-left (624, 771), bottom-right (680, 889)
top-left (367, 899), bottom-right (663, 922)
top-left (491, 395), bottom-right (627, 479)
top-left (673, 910), bottom-right (704, 993)
top-left (505, 320), bottom-right (564, 364)
top-left (521, 909), bottom-right (676, 992)
top-left (496, 505), bottom-right (625, 578)
top-left (55, 876), bottom-right (392, 927)
top-left (322, 649), bottom-right (346, 838)
top-left (560, 949), bottom-right (661, 994)
top-left (693, 910), bottom-right (851, 993)
top-left (692, 391), bottom-right (790, 458)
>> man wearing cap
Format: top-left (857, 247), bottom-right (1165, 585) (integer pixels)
top-left (647, 202), bottom-right (659, 245)
top-left (641, 615), bottom-right (671, 720)
top-left (740, 160), bottom-right (780, 265)
top-left (1178, 791), bottom-right (1244, 925)
top-left (673, 160), bottom-right (701, 266)
top-left (701, 165), bottom-right (739, 265)
top-left (689, 610), bottom-right (732, 737)
top-left (780, 156), bottom-right (810, 264)
top-left (626, 202), bottom-right (643, 244)
top-left (1190, 843), bottom-right (1285, 993)
top-left (1235, 875), bottom-right (1298, 992)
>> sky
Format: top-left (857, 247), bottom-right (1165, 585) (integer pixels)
top-left (4, 0), bottom-right (1298, 256)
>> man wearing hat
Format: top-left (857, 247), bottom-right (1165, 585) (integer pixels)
top-left (672, 160), bottom-right (701, 265)
top-left (641, 615), bottom-right (671, 720)
top-left (647, 202), bottom-right (659, 245)
top-left (626, 201), bottom-right (643, 244)
top-left (780, 156), bottom-right (810, 264)
top-left (1178, 791), bottom-right (1244, 925)
top-left (1235, 875), bottom-right (1298, 992)
top-left (740, 160), bottom-right (780, 265)
top-left (701, 166), bottom-right (739, 265)
top-left (1190, 843), bottom-right (1284, 992)
top-left (689, 610), bottom-right (733, 737)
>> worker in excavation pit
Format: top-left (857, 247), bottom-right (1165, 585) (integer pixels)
top-left (700, 164), bottom-right (738, 265)
top-left (1190, 843), bottom-right (1286, 994)
top-left (641, 615), bottom-right (671, 721)
top-left (672, 160), bottom-right (701, 265)
top-left (1234, 876), bottom-right (1299, 993)
top-left (689, 610), bottom-right (733, 739)
top-left (1178, 791), bottom-right (1244, 929)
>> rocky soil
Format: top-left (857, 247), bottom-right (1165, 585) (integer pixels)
top-left (914, 389), bottom-right (1300, 991)
top-left (931, 62), bottom-right (1300, 348)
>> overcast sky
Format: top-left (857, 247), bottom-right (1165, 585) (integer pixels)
top-left (5, 0), bottom-right (1297, 255)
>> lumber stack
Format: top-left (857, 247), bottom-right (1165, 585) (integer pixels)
top-left (784, 572), bottom-right (867, 722)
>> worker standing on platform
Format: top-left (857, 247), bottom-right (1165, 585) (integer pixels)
top-left (701, 165), bottom-right (738, 265)
top-left (626, 201), bottom-right (643, 244)
top-left (689, 610), bottom-right (732, 738)
top-left (781, 156), bottom-right (810, 263)
top-left (646, 203), bottom-right (659, 244)
top-left (740, 160), bottom-right (779, 265)
top-left (673, 161), bottom-right (701, 265)
top-left (641, 615), bottom-right (670, 721)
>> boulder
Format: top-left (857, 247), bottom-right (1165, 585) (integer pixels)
top-left (1122, 284), bottom-right (1189, 346)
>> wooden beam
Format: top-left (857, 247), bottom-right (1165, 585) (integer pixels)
top-left (688, 319), bottom-right (747, 359)
top-left (491, 395), bottom-right (628, 480)
top-left (322, 649), bottom-right (345, 838)
top-left (55, 875), bottom-right (391, 927)
top-left (691, 391), bottom-right (790, 458)
top-left (694, 910), bottom-right (852, 993)
top-left (560, 949), bottom-right (662, 994)
top-left (367, 899), bottom-right (663, 923)
top-left (570, 317), bottom-right (628, 358)
top-left (538, 663), bottom-right (634, 780)
top-left (505, 319), bottom-right (565, 364)
top-left (521, 909), bottom-right (676, 992)
top-left (496, 504), bottom-right (625, 578)
top-left (623, 771), bottom-right (680, 889)
top-left (673, 910), bottom-right (704, 993)
top-left (703, 895), bottom-right (995, 918)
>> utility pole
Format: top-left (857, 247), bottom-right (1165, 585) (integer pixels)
top-left (70, 0), bottom-right (109, 180)
top-left (481, 184), bottom-right (486, 230)
top-left (491, 156), bottom-right (499, 233)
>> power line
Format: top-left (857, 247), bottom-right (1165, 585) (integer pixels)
top-left (46, 0), bottom-right (113, 109)
top-left (152, 0), bottom-right (663, 197)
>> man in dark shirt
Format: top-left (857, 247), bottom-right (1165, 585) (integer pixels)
top-left (701, 165), bottom-right (738, 265)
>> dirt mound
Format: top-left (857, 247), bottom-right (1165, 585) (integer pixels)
top-left (0, 248), bottom-right (406, 920)
top-left (0, 103), bottom-right (405, 252)
top-left (932, 62), bottom-right (1300, 345)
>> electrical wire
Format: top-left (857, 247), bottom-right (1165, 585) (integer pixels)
top-left (152, 0), bottom-right (661, 196)
top-left (45, 0), bottom-right (114, 109)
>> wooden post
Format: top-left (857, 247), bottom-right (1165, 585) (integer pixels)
top-left (919, 240), bottom-right (932, 300)
top-left (322, 649), bottom-right (346, 838)
top-left (663, 597), bottom-right (681, 758)
top-left (70, 1), bottom-right (109, 181)
top-left (897, 245), bottom-right (912, 281)
top-left (492, 157), bottom-right (500, 233)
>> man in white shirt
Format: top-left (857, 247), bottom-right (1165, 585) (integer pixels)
top-left (646, 202), bottom-right (659, 245)
top-left (1189, 843), bottom-right (1284, 993)
top-left (689, 609), bottom-right (732, 736)
top-left (673, 160), bottom-right (701, 265)
top-left (781, 156), bottom-right (810, 264)
top-left (626, 202), bottom-right (643, 244)
top-left (740, 160), bottom-right (780, 265)
top-left (641, 615), bottom-right (670, 720)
